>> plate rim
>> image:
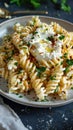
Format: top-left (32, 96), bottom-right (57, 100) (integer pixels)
top-left (0, 15), bottom-right (73, 107)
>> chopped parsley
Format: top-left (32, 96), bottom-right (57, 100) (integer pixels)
top-left (64, 53), bottom-right (68, 58)
top-left (64, 59), bottom-right (73, 74)
top-left (54, 85), bottom-right (59, 93)
top-left (59, 35), bottom-right (65, 40)
top-left (14, 62), bottom-right (18, 66)
top-left (18, 68), bottom-right (23, 74)
top-left (19, 95), bottom-right (23, 98)
top-left (7, 56), bottom-right (13, 61)
top-left (64, 67), bottom-right (69, 73)
top-left (31, 36), bottom-right (34, 39)
top-left (60, 61), bottom-right (63, 65)
top-left (66, 59), bottom-right (73, 66)
top-left (71, 87), bottom-right (73, 90)
top-left (50, 75), bottom-right (56, 80)
top-left (23, 46), bottom-right (27, 49)
top-left (36, 66), bottom-right (46, 77)
top-left (47, 36), bottom-right (54, 41)
top-left (33, 31), bottom-right (38, 35)
top-left (27, 42), bottom-right (31, 46)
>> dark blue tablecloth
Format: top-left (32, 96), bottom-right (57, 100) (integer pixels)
top-left (0, 0), bottom-right (73, 130)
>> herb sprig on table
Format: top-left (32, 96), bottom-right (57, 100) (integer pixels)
top-left (10, 0), bottom-right (71, 12)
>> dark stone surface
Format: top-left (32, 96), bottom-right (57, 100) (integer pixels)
top-left (0, 0), bottom-right (73, 130)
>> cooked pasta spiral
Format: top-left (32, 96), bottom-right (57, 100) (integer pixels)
top-left (46, 65), bottom-right (64, 94)
top-left (12, 32), bottom-right (29, 55)
top-left (20, 54), bottom-right (46, 100)
top-left (8, 70), bottom-right (30, 93)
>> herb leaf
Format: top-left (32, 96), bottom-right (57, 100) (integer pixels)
top-left (54, 85), bottom-right (59, 93)
top-left (61, 0), bottom-right (71, 12)
top-left (64, 67), bottom-right (69, 73)
top-left (50, 75), bottom-right (56, 80)
top-left (10, 0), bottom-right (71, 12)
top-left (59, 35), bottom-right (65, 40)
top-left (63, 53), bottom-right (68, 58)
top-left (71, 87), bottom-right (73, 90)
top-left (66, 59), bottom-right (73, 66)
top-left (14, 62), bottom-right (18, 66)
top-left (36, 66), bottom-right (46, 77)
top-left (47, 36), bottom-right (54, 41)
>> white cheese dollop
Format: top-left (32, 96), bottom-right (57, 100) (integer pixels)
top-left (23, 24), bottom-right (63, 61)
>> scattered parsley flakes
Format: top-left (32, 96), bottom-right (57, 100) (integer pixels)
top-left (19, 95), bottom-right (23, 98)
top-left (71, 87), bottom-right (73, 90)
top-left (18, 68), bottom-right (23, 74)
top-left (60, 61), bottom-right (63, 65)
top-left (47, 36), bottom-right (54, 41)
top-left (27, 42), bottom-right (31, 46)
top-left (64, 67), bottom-right (69, 73)
top-left (64, 53), bottom-right (68, 58)
top-left (36, 66), bottom-right (46, 77)
top-left (66, 59), bottom-right (73, 66)
top-left (16, 93), bottom-right (19, 95)
top-left (54, 85), bottom-right (59, 93)
top-left (33, 31), bottom-right (38, 35)
top-left (59, 35), bottom-right (65, 40)
top-left (7, 56), bottom-right (13, 61)
top-left (14, 62), bottom-right (18, 66)
top-left (31, 36), bottom-right (34, 39)
top-left (50, 75), bottom-right (56, 80)
top-left (23, 46), bottom-right (27, 49)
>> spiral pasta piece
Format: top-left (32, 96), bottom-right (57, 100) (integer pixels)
top-left (52, 22), bottom-right (72, 53)
top-left (66, 66), bottom-right (73, 88)
top-left (0, 68), bottom-right (9, 79)
top-left (46, 65), bottom-right (64, 94)
top-left (12, 32), bottom-right (29, 55)
top-left (8, 69), bottom-right (30, 93)
top-left (19, 54), bottom-right (46, 100)
top-left (14, 16), bottom-right (41, 37)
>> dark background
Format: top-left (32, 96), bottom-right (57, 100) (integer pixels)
top-left (0, 0), bottom-right (73, 130)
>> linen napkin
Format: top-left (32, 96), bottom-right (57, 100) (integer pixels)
top-left (0, 97), bottom-right (28, 130)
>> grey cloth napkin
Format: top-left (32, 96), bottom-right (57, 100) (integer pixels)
top-left (0, 97), bottom-right (28, 130)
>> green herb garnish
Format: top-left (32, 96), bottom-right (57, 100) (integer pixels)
top-left (60, 61), bottom-right (63, 65)
top-left (18, 68), bottom-right (23, 74)
top-left (19, 95), bottom-right (23, 98)
top-left (66, 59), bottom-right (73, 66)
top-left (11, 50), bottom-right (15, 56)
top-left (50, 75), bottom-right (56, 80)
top-left (14, 62), bottom-right (18, 66)
top-left (71, 87), bottom-right (73, 90)
top-left (64, 53), bottom-right (68, 58)
top-left (47, 36), bottom-right (54, 41)
top-left (27, 42), bottom-right (30, 46)
top-left (64, 67), bottom-right (69, 73)
top-left (7, 56), bottom-right (13, 61)
top-left (36, 66), bottom-right (46, 77)
top-left (23, 46), bottom-right (27, 49)
top-left (33, 31), bottom-right (38, 35)
top-left (59, 35), bottom-right (65, 40)
top-left (54, 85), bottom-right (59, 93)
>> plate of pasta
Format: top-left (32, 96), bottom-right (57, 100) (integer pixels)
top-left (0, 16), bottom-right (73, 107)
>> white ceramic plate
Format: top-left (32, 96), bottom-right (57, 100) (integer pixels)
top-left (0, 16), bottom-right (73, 107)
